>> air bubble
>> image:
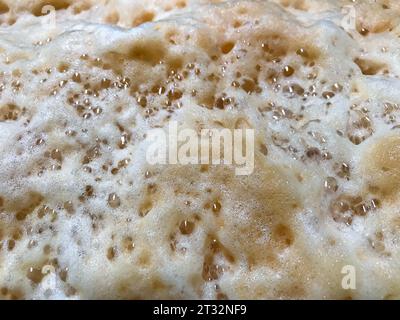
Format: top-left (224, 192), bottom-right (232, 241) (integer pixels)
top-left (324, 177), bottom-right (338, 193)
top-left (283, 65), bottom-right (294, 77)
top-left (108, 193), bottom-right (121, 208)
top-left (179, 220), bottom-right (195, 235)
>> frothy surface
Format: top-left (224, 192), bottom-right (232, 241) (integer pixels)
top-left (0, 0), bottom-right (400, 299)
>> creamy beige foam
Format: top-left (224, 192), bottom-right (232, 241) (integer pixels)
top-left (0, 0), bottom-right (400, 299)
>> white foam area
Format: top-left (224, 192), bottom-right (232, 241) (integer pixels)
top-left (0, 0), bottom-right (400, 300)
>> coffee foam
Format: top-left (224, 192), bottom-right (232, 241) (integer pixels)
top-left (0, 0), bottom-right (400, 299)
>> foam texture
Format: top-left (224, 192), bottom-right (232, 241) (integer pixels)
top-left (0, 0), bottom-right (400, 299)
